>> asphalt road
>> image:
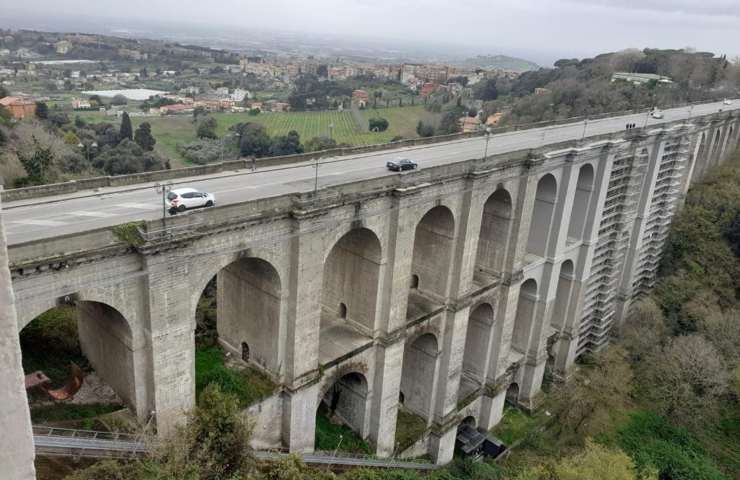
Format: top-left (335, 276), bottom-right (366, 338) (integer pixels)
top-left (3, 101), bottom-right (738, 246)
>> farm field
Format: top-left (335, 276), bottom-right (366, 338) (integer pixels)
top-left (70, 106), bottom-right (434, 165)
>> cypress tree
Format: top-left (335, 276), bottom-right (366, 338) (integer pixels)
top-left (119, 112), bottom-right (133, 142)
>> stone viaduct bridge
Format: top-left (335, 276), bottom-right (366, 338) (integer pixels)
top-left (2, 108), bottom-right (739, 474)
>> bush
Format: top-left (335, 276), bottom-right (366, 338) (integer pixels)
top-left (369, 117), bottom-right (389, 132)
top-left (178, 138), bottom-right (224, 165)
top-left (616, 411), bottom-right (728, 480)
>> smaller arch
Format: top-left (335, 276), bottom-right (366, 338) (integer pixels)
top-left (512, 279), bottom-right (538, 354)
top-left (551, 261), bottom-right (575, 331)
top-left (400, 332), bottom-right (440, 419)
top-left (318, 371), bottom-right (369, 440)
top-left (461, 416), bottom-right (477, 428)
top-left (241, 342), bottom-right (250, 363)
top-left (410, 274), bottom-right (420, 289)
top-left (506, 383), bottom-right (520, 405)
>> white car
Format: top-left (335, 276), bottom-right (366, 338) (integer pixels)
top-left (651, 109), bottom-right (664, 119)
top-left (723, 99), bottom-right (733, 106)
top-left (165, 187), bottom-right (215, 214)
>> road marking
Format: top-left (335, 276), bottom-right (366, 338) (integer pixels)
top-left (11, 219), bottom-right (65, 226)
top-left (68, 211), bottom-right (118, 218)
top-left (119, 203), bottom-right (159, 210)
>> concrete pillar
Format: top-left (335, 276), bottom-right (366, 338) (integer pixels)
top-left (429, 426), bottom-right (457, 465)
top-left (0, 189), bottom-right (37, 479)
top-left (478, 388), bottom-right (507, 431)
top-left (368, 340), bottom-right (404, 457)
top-left (144, 255), bottom-right (196, 436)
top-left (284, 213), bottom-right (324, 383)
top-left (281, 384), bottom-right (319, 454)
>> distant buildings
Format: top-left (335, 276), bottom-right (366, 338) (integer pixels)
top-left (0, 96), bottom-right (36, 120)
top-left (534, 87), bottom-right (551, 96)
top-left (419, 82), bottom-right (438, 97)
top-left (612, 72), bottom-right (673, 85)
top-left (352, 89), bottom-right (369, 107)
top-left (54, 40), bottom-right (72, 55)
top-left (458, 116), bottom-right (481, 133)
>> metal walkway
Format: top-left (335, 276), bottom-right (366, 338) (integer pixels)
top-left (33, 426), bottom-right (437, 471)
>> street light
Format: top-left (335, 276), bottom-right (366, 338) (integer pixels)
top-left (155, 181), bottom-right (173, 226)
top-left (483, 127), bottom-right (492, 159)
top-left (580, 118), bottom-right (588, 140)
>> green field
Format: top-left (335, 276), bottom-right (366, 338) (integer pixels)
top-left (72, 106), bottom-right (434, 166)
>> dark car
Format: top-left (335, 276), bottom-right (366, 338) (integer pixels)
top-left (387, 158), bottom-right (418, 172)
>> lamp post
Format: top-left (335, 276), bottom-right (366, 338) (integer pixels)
top-left (580, 118), bottom-right (588, 140)
top-left (77, 141), bottom-right (97, 163)
top-left (329, 122), bottom-right (335, 140)
top-left (483, 126), bottom-right (492, 159)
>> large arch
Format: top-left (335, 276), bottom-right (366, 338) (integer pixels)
top-left (567, 165), bottom-right (594, 243)
top-left (400, 333), bottom-right (439, 420)
top-left (321, 228), bottom-right (382, 333)
top-left (512, 279), bottom-right (538, 354)
top-left (20, 300), bottom-right (138, 415)
top-left (213, 256), bottom-right (282, 374)
top-left (460, 303), bottom-right (494, 399)
top-left (410, 206), bottom-right (456, 298)
top-left (476, 188), bottom-right (513, 276)
top-left (526, 174), bottom-right (558, 257)
top-left (317, 371), bottom-right (369, 440)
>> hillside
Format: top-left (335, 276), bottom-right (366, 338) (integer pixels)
top-left (460, 54), bottom-right (539, 72)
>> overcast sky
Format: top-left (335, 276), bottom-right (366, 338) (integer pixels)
top-left (3, 0), bottom-right (739, 62)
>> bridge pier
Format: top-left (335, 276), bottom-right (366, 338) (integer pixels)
top-left (0, 190), bottom-right (36, 479)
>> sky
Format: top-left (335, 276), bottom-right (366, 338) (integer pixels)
top-left (2, 0), bottom-right (739, 64)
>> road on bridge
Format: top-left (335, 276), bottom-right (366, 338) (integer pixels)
top-left (3, 100), bottom-right (737, 245)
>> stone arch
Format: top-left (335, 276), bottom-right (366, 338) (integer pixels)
top-left (506, 382), bottom-right (520, 405)
top-left (550, 261), bottom-right (574, 331)
top-left (318, 371), bottom-right (370, 439)
top-left (321, 227), bottom-right (382, 335)
top-left (512, 279), bottom-right (538, 354)
top-left (461, 416), bottom-right (476, 428)
top-left (400, 332), bottom-right (439, 420)
top-left (20, 300), bottom-right (139, 415)
top-left (411, 205), bottom-right (456, 298)
top-left (567, 164), bottom-right (595, 242)
top-left (476, 188), bottom-right (513, 276)
top-left (526, 174), bottom-right (558, 257)
top-left (206, 256), bottom-right (282, 374)
top-left (460, 303), bottom-right (494, 398)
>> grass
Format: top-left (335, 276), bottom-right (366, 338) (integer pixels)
top-left (314, 403), bottom-right (372, 454)
top-left (194, 345), bottom-right (276, 408)
top-left (31, 403), bottom-right (123, 428)
top-left (394, 409), bottom-right (427, 453)
top-left (491, 405), bottom-right (541, 445)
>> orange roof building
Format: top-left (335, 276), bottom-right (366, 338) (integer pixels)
top-left (0, 96), bottom-right (36, 120)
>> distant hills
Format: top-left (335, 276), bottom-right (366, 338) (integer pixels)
top-left (459, 54), bottom-right (540, 73)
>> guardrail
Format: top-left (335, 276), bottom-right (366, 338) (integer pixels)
top-left (32, 426), bottom-right (438, 470)
top-left (3, 99), bottom-right (731, 204)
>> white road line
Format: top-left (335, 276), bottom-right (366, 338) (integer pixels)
top-left (11, 219), bottom-right (65, 227)
top-left (68, 211), bottom-right (119, 218)
top-left (119, 203), bottom-right (159, 210)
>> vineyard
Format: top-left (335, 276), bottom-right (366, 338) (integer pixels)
top-left (73, 106), bottom-right (436, 165)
